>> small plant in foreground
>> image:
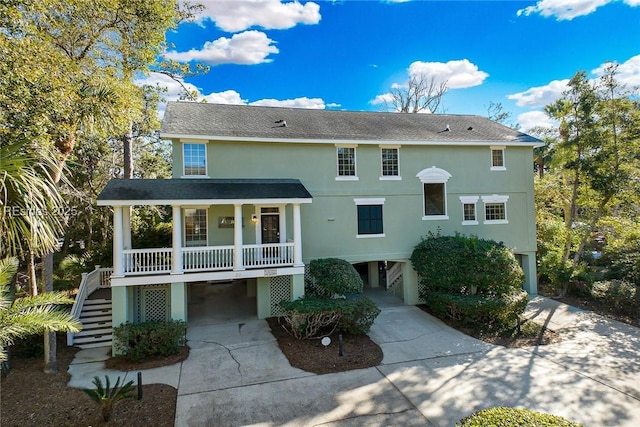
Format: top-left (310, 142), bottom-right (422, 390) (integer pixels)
top-left (82, 375), bottom-right (135, 422)
top-left (457, 406), bottom-right (582, 426)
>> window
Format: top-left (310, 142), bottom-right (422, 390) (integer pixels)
top-left (354, 198), bottom-right (384, 237)
top-left (424, 184), bottom-right (445, 215)
top-left (183, 143), bottom-right (207, 176)
top-left (490, 146), bottom-right (506, 171)
top-left (416, 167), bottom-right (451, 220)
top-left (184, 208), bottom-right (207, 246)
top-left (459, 196), bottom-right (479, 225)
top-left (482, 195), bottom-right (509, 224)
top-left (336, 146), bottom-right (357, 180)
top-left (380, 147), bottom-right (400, 180)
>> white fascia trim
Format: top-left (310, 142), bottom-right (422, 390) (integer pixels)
top-left (109, 266), bottom-right (306, 287)
top-left (379, 144), bottom-right (401, 149)
top-left (459, 196), bottom-right (479, 203)
top-left (160, 133), bottom-right (542, 148)
top-left (354, 198), bottom-right (386, 205)
top-left (334, 143), bottom-right (358, 148)
top-left (481, 194), bottom-right (509, 203)
top-left (97, 198), bottom-right (313, 207)
top-left (181, 175), bottom-right (211, 179)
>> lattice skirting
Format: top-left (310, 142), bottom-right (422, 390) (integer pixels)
top-left (269, 275), bottom-right (292, 317)
top-left (417, 281), bottom-right (427, 304)
top-left (135, 284), bottom-right (170, 322)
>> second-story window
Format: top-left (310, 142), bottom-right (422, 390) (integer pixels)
top-left (184, 143), bottom-right (207, 176)
top-left (336, 145), bottom-right (357, 180)
top-left (380, 147), bottom-right (400, 180)
top-left (490, 146), bottom-right (506, 171)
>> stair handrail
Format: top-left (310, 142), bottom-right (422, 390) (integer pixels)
top-left (386, 262), bottom-right (403, 289)
top-left (67, 265), bottom-right (109, 346)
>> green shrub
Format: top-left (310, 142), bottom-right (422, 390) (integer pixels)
top-left (411, 233), bottom-right (524, 297)
top-left (113, 320), bottom-right (186, 362)
top-left (337, 296), bottom-right (381, 335)
top-left (308, 258), bottom-right (364, 297)
top-left (457, 406), bottom-right (582, 426)
top-left (428, 290), bottom-right (529, 331)
top-left (279, 295), bottom-right (380, 339)
top-left (82, 375), bottom-right (135, 422)
top-left (590, 280), bottom-right (637, 314)
top-left (411, 233), bottom-right (527, 332)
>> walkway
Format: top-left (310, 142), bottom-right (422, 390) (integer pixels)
top-left (67, 292), bottom-right (640, 426)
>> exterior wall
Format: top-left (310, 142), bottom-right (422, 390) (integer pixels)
top-left (173, 139), bottom-right (538, 294)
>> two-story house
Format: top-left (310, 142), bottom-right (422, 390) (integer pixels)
top-left (94, 102), bottom-right (540, 348)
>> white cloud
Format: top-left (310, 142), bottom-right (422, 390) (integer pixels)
top-left (408, 59), bottom-right (489, 89)
top-left (249, 97), bottom-right (326, 109)
top-left (517, 0), bottom-right (639, 20)
top-left (195, 0), bottom-right (321, 33)
top-left (591, 55), bottom-right (640, 87)
top-left (370, 93), bottom-right (394, 106)
top-left (507, 79), bottom-right (569, 108)
top-left (202, 90), bottom-right (246, 105)
top-left (517, 111), bottom-right (558, 132)
top-left (164, 31), bottom-right (278, 65)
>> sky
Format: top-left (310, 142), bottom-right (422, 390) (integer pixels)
top-left (141, 0), bottom-right (640, 131)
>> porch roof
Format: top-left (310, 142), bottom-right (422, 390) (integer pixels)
top-left (97, 178), bottom-right (313, 206)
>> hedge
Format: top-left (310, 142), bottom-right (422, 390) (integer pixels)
top-left (113, 320), bottom-right (187, 362)
top-left (457, 407), bottom-right (582, 427)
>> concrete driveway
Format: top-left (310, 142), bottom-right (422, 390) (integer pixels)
top-left (68, 292), bottom-right (640, 426)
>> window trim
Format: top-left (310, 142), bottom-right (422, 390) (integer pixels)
top-left (417, 167), bottom-right (451, 220)
top-left (354, 198), bottom-right (385, 238)
top-left (182, 143), bottom-right (209, 177)
top-left (481, 194), bottom-right (509, 224)
top-left (335, 144), bottom-right (358, 181)
top-left (459, 196), bottom-right (479, 225)
top-left (490, 146), bottom-right (506, 171)
top-left (379, 145), bottom-right (401, 181)
top-left (183, 207), bottom-right (209, 247)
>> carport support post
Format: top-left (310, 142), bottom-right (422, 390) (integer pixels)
top-left (401, 262), bottom-right (420, 305)
top-left (291, 274), bottom-right (304, 300)
top-left (111, 286), bottom-right (129, 356)
top-left (368, 261), bottom-right (380, 288)
top-left (171, 205), bottom-right (183, 274)
top-left (521, 253), bottom-right (538, 295)
top-left (256, 277), bottom-right (271, 319)
top-left (170, 282), bottom-right (187, 322)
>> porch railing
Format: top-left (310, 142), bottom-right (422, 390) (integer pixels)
top-left (243, 242), bottom-right (294, 268)
top-left (67, 266), bottom-right (113, 346)
top-left (123, 248), bottom-right (172, 275)
top-left (183, 245), bottom-right (234, 272)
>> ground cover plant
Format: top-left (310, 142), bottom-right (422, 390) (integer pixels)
top-left (457, 406), bottom-right (583, 426)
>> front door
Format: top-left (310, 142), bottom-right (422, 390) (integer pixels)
top-left (261, 214), bottom-right (280, 258)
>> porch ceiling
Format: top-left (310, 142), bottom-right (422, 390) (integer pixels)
top-left (97, 178), bottom-right (313, 206)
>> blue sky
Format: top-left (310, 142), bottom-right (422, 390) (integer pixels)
top-left (143, 0), bottom-right (640, 130)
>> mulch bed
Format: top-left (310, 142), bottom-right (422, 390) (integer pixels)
top-left (266, 317), bottom-right (383, 374)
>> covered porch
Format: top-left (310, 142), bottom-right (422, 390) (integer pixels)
top-left (97, 178), bottom-right (313, 286)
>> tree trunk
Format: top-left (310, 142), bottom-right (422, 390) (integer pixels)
top-left (123, 122), bottom-right (133, 179)
top-left (43, 252), bottom-right (58, 374)
top-left (27, 251), bottom-right (38, 296)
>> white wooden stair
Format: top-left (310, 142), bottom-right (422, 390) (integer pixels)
top-left (73, 299), bottom-right (113, 349)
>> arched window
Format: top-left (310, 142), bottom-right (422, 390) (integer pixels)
top-left (416, 167), bottom-right (452, 220)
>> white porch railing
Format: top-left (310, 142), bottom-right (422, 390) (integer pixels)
top-left (123, 248), bottom-right (172, 275)
top-left (243, 242), bottom-right (294, 268)
top-left (119, 243), bottom-right (295, 276)
top-left (183, 245), bottom-right (234, 272)
top-left (67, 266), bottom-right (113, 346)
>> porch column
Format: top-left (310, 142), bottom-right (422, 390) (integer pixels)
top-left (122, 206), bottom-right (132, 250)
top-left (172, 205), bottom-right (183, 274)
top-left (401, 262), bottom-right (420, 305)
top-left (112, 206), bottom-right (124, 277)
top-left (292, 203), bottom-right (303, 267)
top-left (233, 204), bottom-right (244, 271)
top-left (368, 261), bottom-right (380, 288)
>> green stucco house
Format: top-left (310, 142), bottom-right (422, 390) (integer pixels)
top-left (96, 102), bottom-right (540, 345)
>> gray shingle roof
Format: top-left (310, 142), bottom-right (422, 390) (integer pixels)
top-left (160, 102), bottom-right (540, 144)
top-left (97, 179), bottom-right (312, 204)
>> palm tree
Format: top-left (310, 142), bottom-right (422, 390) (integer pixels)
top-left (0, 257), bottom-right (81, 363)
